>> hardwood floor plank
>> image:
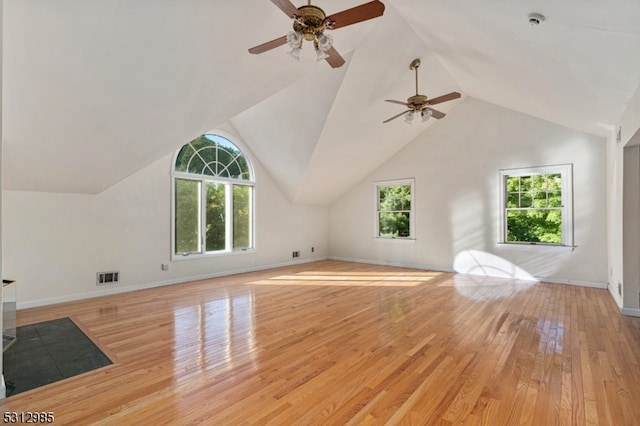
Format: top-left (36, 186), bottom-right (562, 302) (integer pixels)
top-left (1, 260), bottom-right (639, 425)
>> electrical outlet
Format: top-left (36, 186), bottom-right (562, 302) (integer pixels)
top-left (292, 251), bottom-right (300, 258)
top-left (311, 247), bottom-right (315, 253)
top-left (161, 263), bottom-right (169, 271)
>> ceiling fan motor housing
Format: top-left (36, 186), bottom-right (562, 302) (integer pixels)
top-left (293, 5), bottom-right (334, 41)
top-left (408, 94), bottom-right (429, 110)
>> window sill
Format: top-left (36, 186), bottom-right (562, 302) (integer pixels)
top-left (172, 248), bottom-right (256, 262)
top-left (496, 242), bottom-right (575, 253)
top-left (374, 237), bottom-right (416, 244)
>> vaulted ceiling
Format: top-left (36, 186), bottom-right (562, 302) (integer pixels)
top-left (3, 1), bottom-right (640, 205)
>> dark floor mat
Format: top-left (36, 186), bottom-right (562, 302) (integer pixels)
top-left (3, 317), bottom-right (112, 396)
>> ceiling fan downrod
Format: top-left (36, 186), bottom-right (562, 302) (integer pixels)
top-left (410, 58), bottom-right (421, 96)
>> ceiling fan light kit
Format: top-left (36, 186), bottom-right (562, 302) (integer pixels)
top-left (404, 111), bottom-right (414, 123)
top-left (286, 4), bottom-right (334, 60)
top-left (383, 58), bottom-right (462, 124)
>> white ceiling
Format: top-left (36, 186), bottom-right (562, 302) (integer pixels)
top-left (3, 1), bottom-right (640, 205)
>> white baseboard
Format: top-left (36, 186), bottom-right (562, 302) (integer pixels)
top-left (606, 283), bottom-right (640, 317)
top-left (540, 277), bottom-right (607, 289)
top-left (622, 307), bottom-right (640, 317)
top-left (17, 257), bottom-right (328, 310)
top-left (1, 374), bottom-right (6, 399)
top-left (608, 284), bottom-right (624, 308)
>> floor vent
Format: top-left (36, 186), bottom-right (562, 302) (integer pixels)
top-left (97, 271), bottom-right (120, 285)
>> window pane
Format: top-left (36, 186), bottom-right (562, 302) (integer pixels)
top-left (175, 145), bottom-right (196, 173)
top-left (548, 191), bottom-right (562, 207)
top-left (197, 146), bottom-right (217, 168)
top-left (548, 174), bottom-right (562, 191)
top-left (216, 148), bottom-right (238, 178)
top-left (507, 192), bottom-right (519, 208)
top-left (236, 156), bottom-right (251, 180)
top-left (532, 174), bottom-right (546, 191)
top-left (233, 185), bottom-right (251, 250)
top-left (398, 185), bottom-right (411, 210)
top-left (187, 154), bottom-right (206, 175)
top-left (506, 176), bottom-right (519, 192)
top-left (532, 191), bottom-right (547, 208)
top-left (379, 212), bottom-right (411, 237)
top-left (175, 179), bottom-right (201, 254)
top-left (378, 187), bottom-right (388, 205)
top-left (205, 183), bottom-right (226, 252)
top-left (506, 209), bottom-right (562, 243)
top-left (379, 185), bottom-right (411, 211)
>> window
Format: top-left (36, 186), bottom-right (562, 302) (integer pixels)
top-left (499, 164), bottom-right (573, 247)
top-left (173, 133), bottom-right (254, 257)
top-left (374, 179), bottom-right (415, 239)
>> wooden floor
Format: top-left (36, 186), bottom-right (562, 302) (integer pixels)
top-left (2, 260), bottom-right (640, 425)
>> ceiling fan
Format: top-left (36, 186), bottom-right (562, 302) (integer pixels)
top-left (248, 0), bottom-right (385, 68)
top-left (384, 59), bottom-right (461, 123)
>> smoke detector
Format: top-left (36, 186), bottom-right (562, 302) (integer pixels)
top-left (528, 13), bottom-right (545, 26)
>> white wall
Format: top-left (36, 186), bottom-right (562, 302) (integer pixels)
top-left (619, 85), bottom-right (640, 147)
top-left (2, 131), bottom-right (329, 308)
top-left (329, 98), bottom-right (608, 286)
top-left (623, 145), bottom-right (640, 310)
top-left (608, 83), bottom-right (640, 316)
top-left (607, 127), bottom-right (624, 306)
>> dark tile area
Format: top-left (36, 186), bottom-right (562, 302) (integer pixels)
top-left (3, 317), bottom-right (112, 396)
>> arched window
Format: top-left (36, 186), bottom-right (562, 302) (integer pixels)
top-left (173, 133), bottom-right (254, 256)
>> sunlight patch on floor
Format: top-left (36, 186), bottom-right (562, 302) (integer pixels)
top-left (249, 271), bottom-right (443, 287)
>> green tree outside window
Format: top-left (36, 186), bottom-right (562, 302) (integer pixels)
top-left (504, 171), bottom-right (566, 244)
top-left (377, 182), bottom-right (413, 238)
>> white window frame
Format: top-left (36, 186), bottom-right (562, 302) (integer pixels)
top-left (374, 178), bottom-right (416, 241)
top-left (498, 164), bottom-right (573, 249)
top-left (171, 132), bottom-right (255, 260)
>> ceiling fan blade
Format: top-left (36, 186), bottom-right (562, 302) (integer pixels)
top-left (385, 99), bottom-right (409, 107)
top-left (428, 92), bottom-right (461, 106)
top-left (325, 46), bottom-right (345, 68)
top-left (425, 107), bottom-right (446, 119)
top-left (248, 35), bottom-right (288, 54)
top-left (327, 1), bottom-right (385, 30)
top-left (383, 110), bottom-right (411, 124)
top-left (270, 0), bottom-right (299, 17)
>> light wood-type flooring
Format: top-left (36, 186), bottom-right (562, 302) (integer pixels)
top-left (2, 260), bottom-right (640, 425)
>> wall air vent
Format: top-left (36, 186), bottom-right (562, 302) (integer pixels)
top-left (97, 271), bottom-right (120, 286)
